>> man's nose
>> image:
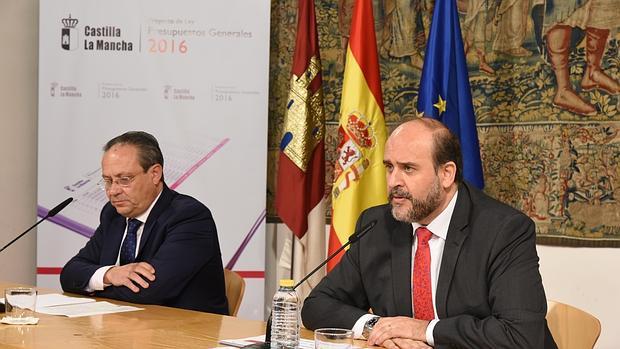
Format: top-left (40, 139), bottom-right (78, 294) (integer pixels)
top-left (387, 168), bottom-right (404, 188)
top-left (107, 182), bottom-right (123, 195)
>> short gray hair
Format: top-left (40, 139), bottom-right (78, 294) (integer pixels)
top-left (103, 131), bottom-right (164, 180)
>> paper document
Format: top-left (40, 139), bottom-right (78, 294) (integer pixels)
top-left (36, 293), bottom-right (96, 309)
top-left (1, 293), bottom-right (139, 317)
top-left (36, 301), bottom-right (143, 318)
top-left (0, 293), bottom-right (94, 310)
top-left (220, 336), bottom-right (315, 349)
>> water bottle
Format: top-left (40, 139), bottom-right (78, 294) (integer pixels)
top-left (270, 279), bottom-right (300, 349)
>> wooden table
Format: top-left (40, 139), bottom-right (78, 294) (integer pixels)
top-left (0, 282), bottom-right (336, 348)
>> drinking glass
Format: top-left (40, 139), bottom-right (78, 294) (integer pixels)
top-left (4, 287), bottom-right (37, 324)
top-left (314, 328), bottom-right (354, 349)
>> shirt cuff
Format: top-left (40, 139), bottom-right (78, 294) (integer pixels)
top-left (425, 319), bottom-right (438, 346)
top-left (352, 314), bottom-right (378, 339)
top-left (86, 265), bottom-right (114, 292)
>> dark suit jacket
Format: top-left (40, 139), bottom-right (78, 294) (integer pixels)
top-left (302, 182), bottom-right (557, 348)
top-left (60, 184), bottom-right (229, 315)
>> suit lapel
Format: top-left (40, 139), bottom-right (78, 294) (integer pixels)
top-left (102, 214), bottom-right (126, 264)
top-left (436, 183), bottom-right (472, 318)
top-left (390, 216), bottom-right (413, 317)
top-left (137, 184), bottom-right (175, 255)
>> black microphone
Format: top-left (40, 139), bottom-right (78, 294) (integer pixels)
top-left (293, 219), bottom-right (376, 290)
top-left (0, 197), bottom-right (73, 312)
top-left (243, 220), bottom-right (377, 349)
top-left (0, 197), bottom-right (74, 254)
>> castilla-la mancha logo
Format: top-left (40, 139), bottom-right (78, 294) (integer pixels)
top-left (61, 15), bottom-right (79, 50)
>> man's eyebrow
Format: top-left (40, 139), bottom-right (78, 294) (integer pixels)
top-left (101, 173), bottom-right (134, 178)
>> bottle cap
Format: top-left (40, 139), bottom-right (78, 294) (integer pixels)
top-left (279, 279), bottom-right (295, 287)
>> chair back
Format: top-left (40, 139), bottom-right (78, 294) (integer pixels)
top-left (224, 268), bottom-right (245, 316)
top-left (546, 300), bottom-right (601, 349)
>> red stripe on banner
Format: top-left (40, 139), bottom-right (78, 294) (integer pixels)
top-left (348, 0), bottom-right (384, 112)
top-left (235, 271), bottom-right (265, 278)
top-left (37, 267), bottom-right (63, 275)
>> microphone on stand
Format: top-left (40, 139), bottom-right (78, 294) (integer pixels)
top-left (243, 219), bottom-right (377, 349)
top-left (0, 197), bottom-right (74, 312)
top-left (0, 197), bottom-right (74, 254)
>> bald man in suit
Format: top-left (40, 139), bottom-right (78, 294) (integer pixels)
top-left (302, 119), bottom-right (556, 348)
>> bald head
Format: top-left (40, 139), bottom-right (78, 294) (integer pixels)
top-left (388, 118), bottom-right (463, 185)
top-left (383, 118), bottom-right (462, 224)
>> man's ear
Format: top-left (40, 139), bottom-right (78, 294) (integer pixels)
top-left (439, 161), bottom-right (457, 188)
top-left (150, 164), bottom-right (163, 184)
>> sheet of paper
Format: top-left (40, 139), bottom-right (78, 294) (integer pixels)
top-left (36, 301), bottom-right (143, 318)
top-left (219, 336), bottom-right (315, 349)
top-left (36, 293), bottom-right (96, 308)
top-left (0, 293), bottom-right (95, 310)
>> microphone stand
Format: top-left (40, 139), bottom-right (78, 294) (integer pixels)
top-left (0, 198), bottom-right (74, 313)
top-left (0, 198), bottom-right (73, 254)
top-left (242, 220), bottom-right (376, 349)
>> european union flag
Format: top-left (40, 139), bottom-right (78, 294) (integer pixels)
top-left (417, 0), bottom-right (484, 189)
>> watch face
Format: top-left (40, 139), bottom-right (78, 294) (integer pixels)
top-left (363, 317), bottom-right (380, 339)
top-left (362, 327), bottom-right (371, 339)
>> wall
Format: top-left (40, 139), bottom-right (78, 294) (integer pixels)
top-left (0, 0), bottom-right (38, 285)
top-left (538, 245), bottom-right (620, 349)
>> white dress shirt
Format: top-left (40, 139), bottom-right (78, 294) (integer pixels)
top-left (86, 190), bottom-right (162, 292)
top-left (352, 191), bottom-right (459, 347)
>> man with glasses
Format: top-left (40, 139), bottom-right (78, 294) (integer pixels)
top-left (60, 131), bottom-right (228, 314)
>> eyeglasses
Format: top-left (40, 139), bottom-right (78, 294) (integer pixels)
top-left (98, 175), bottom-right (138, 191)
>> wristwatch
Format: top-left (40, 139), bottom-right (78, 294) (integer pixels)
top-left (362, 316), bottom-right (380, 339)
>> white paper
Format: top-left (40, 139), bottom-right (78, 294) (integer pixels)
top-left (1, 293), bottom-right (95, 310)
top-left (0, 295), bottom-right (36, 310)
top-left (219, 336), bottom-right (315, 349)
top-left (36, 301), bottom-right (143, 317)
top-left (36, 293), bottom-right (96, 309)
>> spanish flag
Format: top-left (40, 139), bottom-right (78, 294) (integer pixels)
top-left (328, 0), bottom-right (387, 271)
top-left (276, 0), bottom-right (327, 297)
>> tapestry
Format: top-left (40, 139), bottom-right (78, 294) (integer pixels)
top-left (267, 0), bottom-right (620, 247)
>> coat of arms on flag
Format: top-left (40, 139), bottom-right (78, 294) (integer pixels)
top-left (333, 111), bottom-right (377, 199)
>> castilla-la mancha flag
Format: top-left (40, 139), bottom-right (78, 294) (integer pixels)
top-left (328, 0), bottom-right (387, 271)
top-left (275, 0), bottom-right (326, 297)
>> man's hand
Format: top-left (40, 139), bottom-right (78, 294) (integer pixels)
top-left (381, 338), bottom-right (432, 349)
top-left (367, 316), bottom-right (429, 348)
top-left (103, 262), bottom-right (156, 293)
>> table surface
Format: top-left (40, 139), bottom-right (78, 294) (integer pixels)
top-left (0, 282), bottom-right (365, 348)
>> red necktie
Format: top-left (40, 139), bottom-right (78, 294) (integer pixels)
top-left (413, 226), bottom-right (435, 320)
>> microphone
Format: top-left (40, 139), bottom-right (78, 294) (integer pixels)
top-left (0, 197), bottom-right (74, 254)
top-left (293, 219), bottom-right (376, 290)
top-left (0, 197), bottom-right (73, 312)
top-left (243, 220), bottom-right (377, 349)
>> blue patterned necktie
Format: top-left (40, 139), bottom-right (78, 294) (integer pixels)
top-left (119, 218), bottom-right (142, 265)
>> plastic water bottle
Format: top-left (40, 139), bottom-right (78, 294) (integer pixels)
top-left (270, 279), bottom-right (300, 349)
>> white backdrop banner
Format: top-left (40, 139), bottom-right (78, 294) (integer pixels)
top-left (37, 0), bottom-right (270, 319)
